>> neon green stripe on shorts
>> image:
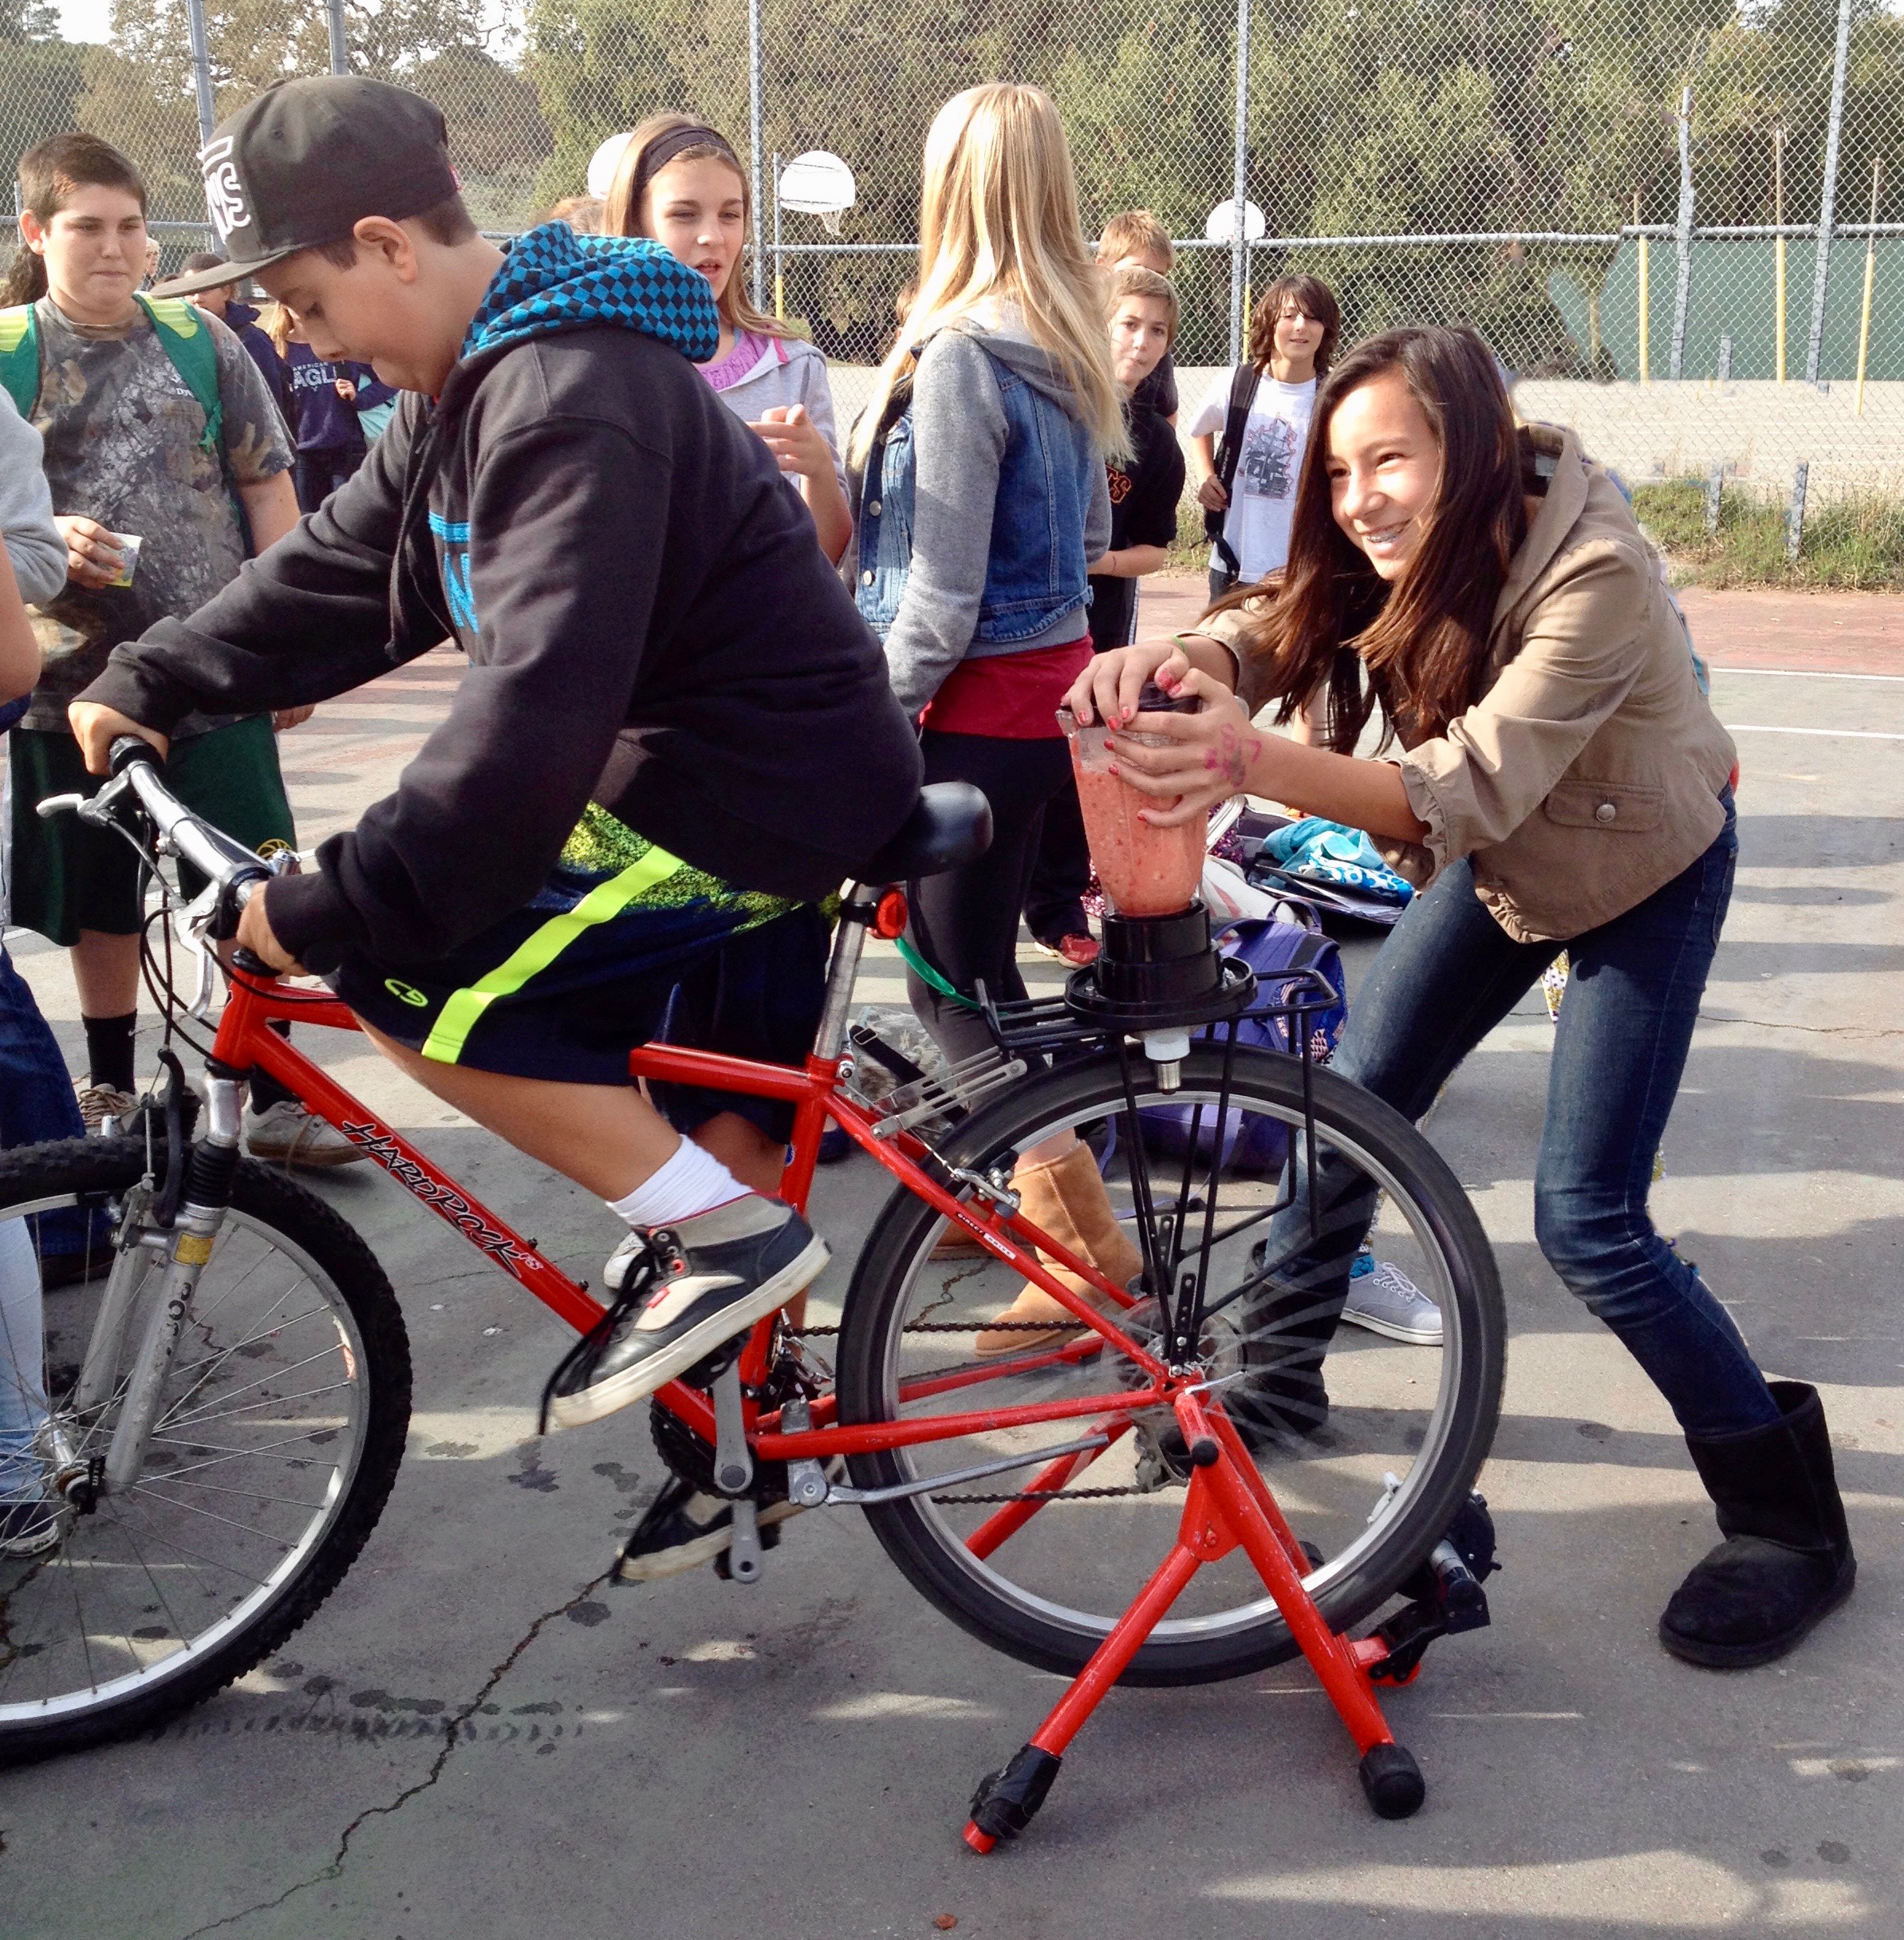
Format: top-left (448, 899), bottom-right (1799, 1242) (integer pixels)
top-left (420, 842), bottom-right (688, 1065)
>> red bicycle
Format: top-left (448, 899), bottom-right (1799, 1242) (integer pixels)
top-left (0, 744), bottom-right (1505, 1837)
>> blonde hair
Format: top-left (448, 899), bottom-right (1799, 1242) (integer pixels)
top-left (1107, 263), bottom-right (1179, 348)
top-left (850, 85), bottom-right (1125, 467)
top-left (546, 194), bottom-right (603, 235)
top-left (1098, 209), bottom-right (1174, 273)
top-left (257, 299), bottom-right (295, 357)
top-left (604, 112), bottom-right (796, 341)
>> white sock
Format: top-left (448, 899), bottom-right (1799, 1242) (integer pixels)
top-left (607, 1138), bottom-right (748, 1230)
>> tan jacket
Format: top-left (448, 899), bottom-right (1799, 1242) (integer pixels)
top-left (1204, 426), bottom-right (1735, 944)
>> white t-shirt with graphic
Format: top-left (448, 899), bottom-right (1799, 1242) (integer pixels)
top-left (1188, 370), bottom-right (1318, 582)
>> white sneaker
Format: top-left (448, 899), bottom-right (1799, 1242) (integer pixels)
top-left (1340, 1250), bottom-right (1443, 1346)
top-left (242, 1100), bottom-right (368, 1169)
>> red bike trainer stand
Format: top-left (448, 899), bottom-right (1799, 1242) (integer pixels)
top-left (962, 1389), bottom-right (1429, 1851)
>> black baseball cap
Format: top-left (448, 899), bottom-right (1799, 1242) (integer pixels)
top-left (159, 76), bottom-right (459, 296)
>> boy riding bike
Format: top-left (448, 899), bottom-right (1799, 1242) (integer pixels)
top-left (69, 76), bottom-right (923, 1429)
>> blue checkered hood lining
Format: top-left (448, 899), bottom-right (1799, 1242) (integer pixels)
top-left (463, 223), bottom-right (720, 366)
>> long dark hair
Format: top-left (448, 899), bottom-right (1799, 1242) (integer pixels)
top-left (1245, 272), bottom-right (1341, 377)
top-left (1227, 324), bottom-right (1526, 753)
top-left (4, 132), bottom-right (148, 308)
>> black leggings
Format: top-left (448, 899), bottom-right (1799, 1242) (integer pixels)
top-left (905, 730), bottom-right (1073, 1067)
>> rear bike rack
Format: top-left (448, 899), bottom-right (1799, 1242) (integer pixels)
top-left (960, 1390), bottom-right (1499, 1848)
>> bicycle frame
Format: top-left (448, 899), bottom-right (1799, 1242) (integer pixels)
top-left (204, 923), bottom-right (1174, 1473)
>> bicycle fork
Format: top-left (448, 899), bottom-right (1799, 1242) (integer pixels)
top-left (98, 1073), bottom-right (246, 1497)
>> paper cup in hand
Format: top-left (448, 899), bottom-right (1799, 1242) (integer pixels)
top-left (104, 533), bottom-right (141, 589)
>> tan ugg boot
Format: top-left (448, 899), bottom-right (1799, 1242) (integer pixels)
top-left (973, 1143), bottom-right (1143, 1357)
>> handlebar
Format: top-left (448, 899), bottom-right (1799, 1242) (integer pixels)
top-left (105, 737), bottom-right (273, 897)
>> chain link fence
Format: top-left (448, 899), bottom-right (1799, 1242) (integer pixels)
top-left (3, 0), bottom-right (1901, 516)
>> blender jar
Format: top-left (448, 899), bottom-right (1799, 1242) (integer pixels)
top-left (1060, 682), bottom-right (1207, 917)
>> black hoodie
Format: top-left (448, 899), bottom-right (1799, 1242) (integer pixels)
top-left (81, 236), bottom-right (921, 972)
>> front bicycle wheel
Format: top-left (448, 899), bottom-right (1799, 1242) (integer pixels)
top-left (0, 1138), bottom-right (411, 1764)
top-left (834, 1045), bottom-right (1504, 1685)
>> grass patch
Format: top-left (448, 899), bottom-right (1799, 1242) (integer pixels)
top-left (1163, 490), bottom-right (1212, 578)
top-left (1633, 479), bottom-right (1904, 591)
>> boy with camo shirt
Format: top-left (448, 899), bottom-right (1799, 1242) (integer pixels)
top-left (1, 132), bottom-right (357, 1166)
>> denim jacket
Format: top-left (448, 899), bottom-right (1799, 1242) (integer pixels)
top-left (852, 321), bottom-right (1110, 716)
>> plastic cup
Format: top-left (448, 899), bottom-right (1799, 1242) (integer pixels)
top-left (103, 533), bottom-right (141, 589)
top-left (1060, 681), bottom-right (1206, 918)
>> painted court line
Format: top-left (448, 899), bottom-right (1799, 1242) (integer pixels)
top-left (1727, 724), bottom-right (1904, 739)
top-left (1708, 666), bottom-right (1904, 682)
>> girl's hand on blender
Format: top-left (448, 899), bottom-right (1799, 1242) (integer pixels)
top-left (1063, 641), bottom-right (1190, 729)
top-left (1108, 666), bottom-right (1267, 827)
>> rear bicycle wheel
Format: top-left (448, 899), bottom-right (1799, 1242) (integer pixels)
top-left (834, 1045), bottom-right (1504, 1685)
top-left (0, 1138), bottom-right (411, 1764)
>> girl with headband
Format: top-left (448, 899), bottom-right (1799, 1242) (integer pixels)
top-left (607, 115), bottom-right (852, 566)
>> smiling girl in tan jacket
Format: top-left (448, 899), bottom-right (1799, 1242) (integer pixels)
top-left (1068, 324), bottom-right (1854, 1674)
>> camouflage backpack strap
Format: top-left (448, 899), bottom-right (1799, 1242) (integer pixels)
top-left (0, 304), bottom-right (41, 423)
top-left (136, 292), bottom-right (223, 454)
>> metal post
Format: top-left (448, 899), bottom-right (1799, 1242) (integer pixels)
top-left (771, 152), bottom-right (782, 321)
top-left (1786, 459), bottom-right (1809, 562)
top-left (184, 0), bottom-right (215, 146)
top-left (1806, 0), bottom-right (1852, 384)
top-left (748, 0), bottom-right (765, 312)
top-left (325, 0), bottom-right (348, 74)
top-left (1635, 190), bottom-right (1650, 384)
top-left (1704, 463), bottom-right (1723, 534)
top-left (1669, 86), bottom-right (1694, 381)
top-left (1228, 0), bottom-right (1252, 365)
top-left (1774, 128), bottom-right (1788, 381)
top-left (1855, 156), bottom-right (1881, 414)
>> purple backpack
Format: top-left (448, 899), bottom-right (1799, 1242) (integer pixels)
top-left (1137, 916), bottom-right (1347, 1174)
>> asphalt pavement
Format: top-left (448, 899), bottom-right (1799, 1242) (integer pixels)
top-left (2, 599), bottom-right (1900, 1940)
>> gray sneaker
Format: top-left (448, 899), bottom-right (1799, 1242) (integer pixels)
top-left (243, 1100), bottom-right (369, 1169)
top-left (75, 1083), bottom-right (139, 1135)
top-left (1340, 1252), bottom-right (1443, 1346)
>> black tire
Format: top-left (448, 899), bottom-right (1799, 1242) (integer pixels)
top-left (0, 1138), bottom-right (411, 1765)
top-left (834, 1047), bottom-right (1504, 1686)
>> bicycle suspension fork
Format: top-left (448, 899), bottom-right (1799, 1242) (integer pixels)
top-left (103, 1069), bottom-right (247, 1494)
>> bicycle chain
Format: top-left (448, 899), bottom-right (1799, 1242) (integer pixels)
top-left (790, 1320), bottom-right (1066, 1336)
top-left (928, 1485), bottom-right (1149, 1504)
top-left (792, 1323), bottom-right (1151, 1502)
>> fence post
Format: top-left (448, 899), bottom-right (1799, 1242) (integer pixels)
top-left (325, 0), bottom-right (348, 74)
top-left (748, 0), bottom-right (765, 311)
top-left (1786, 460), bottom-right (1809, 562)
top-left (1704, 463), bottom-right (1723, 534)
top-left (1806, 0), bottom-right (1852, 384)
top-left (184, 0), bottom-right (215, 145)
top-left (1669, 86), bottom-right (1693, 381)
top-left (1228, 0), bottom-right (1251, 366)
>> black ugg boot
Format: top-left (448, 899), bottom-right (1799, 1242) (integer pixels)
top-left (1659, 1381), bottom-right (1855, 1669)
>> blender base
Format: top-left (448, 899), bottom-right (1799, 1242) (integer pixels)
top-left (1062, 902), bottom-right (1257, 1036)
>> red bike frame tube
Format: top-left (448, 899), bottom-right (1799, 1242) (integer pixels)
top-left (214, 974), bottom-right (609, 1335)
top-left (206, 969), bottom-right (1167, 1458)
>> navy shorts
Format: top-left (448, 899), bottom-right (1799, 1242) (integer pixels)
top-left (334, 805), bottom-right (828, 1140)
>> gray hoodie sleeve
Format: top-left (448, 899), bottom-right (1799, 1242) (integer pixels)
top-left (881, 329), bottom-right (1008, 715)
top-left (791, 347), bottom-right (850, 511)
top-left (1084, 448), bottom-right (1111, 565)
top-left (0, 392), bottom-right (67, 606)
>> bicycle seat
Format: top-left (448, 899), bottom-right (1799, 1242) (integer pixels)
top-left (853, 783), bottom-right (993, 884)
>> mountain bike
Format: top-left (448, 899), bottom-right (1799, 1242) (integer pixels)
top-left (0, 742), bottom-right (1505, 1840)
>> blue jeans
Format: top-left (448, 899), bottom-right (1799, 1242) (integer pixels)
top-left (1257, 798), bottom-right (1779, 1437)
top-left (0, 943), bottom-right (81, 1490)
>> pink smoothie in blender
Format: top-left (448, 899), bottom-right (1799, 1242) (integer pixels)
top-left (1062, 684), bottom-right (1206, 917)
